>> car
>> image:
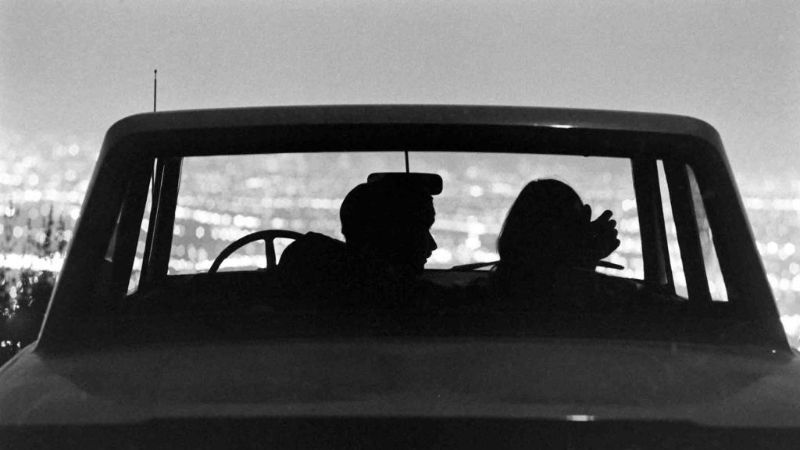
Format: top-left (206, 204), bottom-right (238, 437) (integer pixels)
top-left (1, 105), bottom-right (798, 448)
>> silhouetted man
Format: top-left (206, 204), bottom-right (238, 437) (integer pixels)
top-left (278, 176), bottom-right (438, 309)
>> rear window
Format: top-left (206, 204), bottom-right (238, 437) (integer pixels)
top-left (109, 147), bottom-right (758, 345)
top-left (163, 152), bottom-right (642, 277)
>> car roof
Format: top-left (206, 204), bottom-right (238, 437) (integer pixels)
top-left (104, 104), bottom-right (724, 156)
top-left (37, 104), bottom-right (788, 353)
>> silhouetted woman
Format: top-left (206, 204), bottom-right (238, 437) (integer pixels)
top-left (492, 179), bottom-right (619, 303)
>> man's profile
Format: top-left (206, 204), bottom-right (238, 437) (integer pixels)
top-left (279, 175), bottom-right (439, 308)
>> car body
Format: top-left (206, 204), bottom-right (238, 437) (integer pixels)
top-left (1, 105), bottom-right (797, 447)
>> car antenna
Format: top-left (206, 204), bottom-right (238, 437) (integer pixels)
top-left (153, 69), bottom-right (158, 112)
top-left (145, 68), bottom-right (162, 279)
top-left (405, 150), bottom-right (410, 173)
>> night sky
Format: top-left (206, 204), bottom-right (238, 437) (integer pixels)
top-left (1, 0), bottom-right (799, 172)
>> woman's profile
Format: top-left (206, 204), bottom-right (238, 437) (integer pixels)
top-left (492, 179), bottom-right (620, 302)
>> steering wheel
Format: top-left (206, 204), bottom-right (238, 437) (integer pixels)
top-left (209, 229), bottom-right (304, 273)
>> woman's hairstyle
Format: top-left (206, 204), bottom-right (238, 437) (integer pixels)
top-left (496, 179), bottom-right (587, 269)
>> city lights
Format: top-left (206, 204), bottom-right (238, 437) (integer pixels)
top-left (1, 147), bottom-right (799, 346)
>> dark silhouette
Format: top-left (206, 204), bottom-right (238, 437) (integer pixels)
top-left (492, 179), bottom-right (621, 302)
top-left (340, 178), bottom-right (437, 278)
top-left (279, 176), bottom-right (438, 309)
